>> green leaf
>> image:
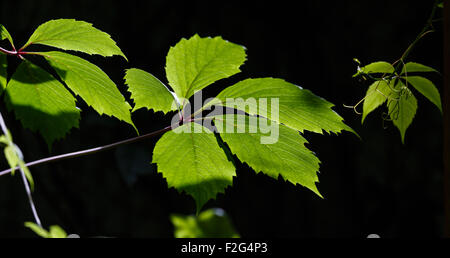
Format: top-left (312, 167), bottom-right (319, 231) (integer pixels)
top-left (25, 222), bottom-right (50, 238)
top-left (24, 223), bottom-right (67, 238)
top-left (404, 76), bottom-right (442, 113)
top-left (4, 145), bottom-right (18, 174)
top-left (171, 208), bottom-right (240, 238)
top-left (165, 34), bottom-right (246, 101)
top-left (356, 61), bottom-right (394, 76)
top-left (401, 62), bottom-right (439, 74)
top-left (42, 51), bottom-right (135, 130)
top-left (23, 19), bottom-right (126, 60)
top-left (388, 84), bottom-right (418, 143)
top-left (48, 225), bottom-right (68, 238)
top-left (213, 114), bottom-right (322, 197)
top-left (171, 214), bottom-right (203, 238)
top-left (124, 68), bottom-right (177, 113)
top-left (210, 78), bottom-right (354, 135)
top-left (0, 24), bottom-right (15, 48)
top-left (4, 61), bottom-right (80, 147)
top-left (0, 131), bottom-right (33, 187)
top-left (0, 135), bottom-right (7, 144)
top-left (153, 122), bottom-right (235, 212)
top-left (362, 80), bottom-right (393, 123)
top-left (0, 54), bottom-right (6, 94)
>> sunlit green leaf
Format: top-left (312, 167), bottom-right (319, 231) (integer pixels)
top-left (401, 62), bottom-right (439, 74)
top-left (362, 80), bottom-right (393, 123)
top-left (404, 76), bottom-right (442, 113)
top-left (210, 78), bottom-right (354, 135)
top-left (165, 34), bottom-right (246, 101)
top-left (125, 68), bottom-right (177, 113)
top-left (23, 19), bottom-right (126, 60)
top-left (213, 114), bottom-right (322, 197)
top-left (153, 122), bottom-right (235, 212)
top-left (358, 61), bottom-right (395, 75)
top-left (42, 51), bottom-right (135, 130)
top-left (0, 24), bottom-right (14, 48)
top-left (388, 83), bottom-right (417, 143)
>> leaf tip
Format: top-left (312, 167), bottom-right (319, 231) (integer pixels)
top-left (119, 51), bottom-right (128, 62)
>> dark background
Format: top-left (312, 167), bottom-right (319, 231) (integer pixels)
top-left (0, 0), bottom-right (444, 237)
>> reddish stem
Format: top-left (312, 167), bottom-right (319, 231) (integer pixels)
top-left (0, 46), bottom-right (17, 56)
top-left (0, 46), bottom-right (28, 59)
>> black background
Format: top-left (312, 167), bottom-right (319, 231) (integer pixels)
top-left (0, 0), bottom-right (444, 237)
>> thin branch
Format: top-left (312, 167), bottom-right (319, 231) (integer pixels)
top-left (0, 111), bottom-right (42, 226)
top-left (18, 155), bottom-right (42, 227)
top-left (0, 125), bottom-right (173, 177)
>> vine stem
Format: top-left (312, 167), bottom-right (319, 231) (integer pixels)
top-left (19, 158), bottom-right (42, 227)
top-left (394, 0), bottom-right (440, 68)
top-left (0, 125), bottom-right (173, 177)
top-left (0, 111), bottom-right (42, 227)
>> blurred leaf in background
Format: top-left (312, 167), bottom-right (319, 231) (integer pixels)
top-left (24, 222), bottom-right (67, 238)
top-left (171, 208), bottom-right (240, 238)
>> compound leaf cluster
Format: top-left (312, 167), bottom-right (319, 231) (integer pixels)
top-left (1, 20), bottom-right (355, 213)
top-left (356, 61), bottom-right (441, 143)
top-left (126, 35), bottom-right (354, 212)
top-left (0, 19), bottom-right (134, 147)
